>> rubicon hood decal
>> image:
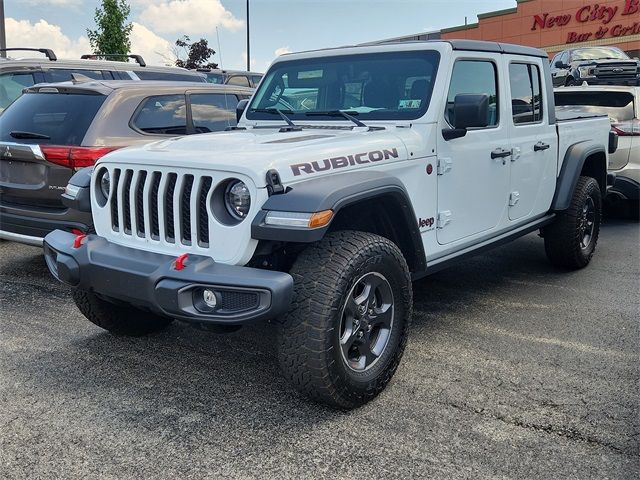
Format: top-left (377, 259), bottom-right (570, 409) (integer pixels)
top-left (290, 148), bottom-right (399, 176)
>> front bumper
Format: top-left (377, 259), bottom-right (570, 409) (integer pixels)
top-left (43, 230), bottom-right (294, 324)
top-left (584, 77), bottom-right (640, 86)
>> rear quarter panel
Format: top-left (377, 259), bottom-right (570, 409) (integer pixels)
top-left (556, 116), bottom-right (611, 173)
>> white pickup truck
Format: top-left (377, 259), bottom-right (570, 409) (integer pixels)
top-left (45, 40), bottom-right (616, 409)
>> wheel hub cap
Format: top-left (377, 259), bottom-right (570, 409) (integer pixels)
top-left (579, 197), bottom-right (596, 249)
top-left (339, 272), bottom-right (394, 372)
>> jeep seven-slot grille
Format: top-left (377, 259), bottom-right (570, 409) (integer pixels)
top-left (108, 168), bottom-right (214, 247)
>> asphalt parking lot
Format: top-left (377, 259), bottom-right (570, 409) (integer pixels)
top-left (0, 219), bottom-right (638, 479)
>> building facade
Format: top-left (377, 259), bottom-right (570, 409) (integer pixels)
top-left (441, 0), bottom-right (639, 58)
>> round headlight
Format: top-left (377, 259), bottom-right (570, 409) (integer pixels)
top-left (224, 180), bottom-right (251, 220)
top-left (99, 170), bottom-right (110, 199)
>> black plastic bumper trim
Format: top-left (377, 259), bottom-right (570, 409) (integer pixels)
top-left (43, 230), bottom-right (294, 324)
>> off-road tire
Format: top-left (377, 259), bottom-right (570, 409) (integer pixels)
top-left (544, 176), bottom-right (601, 269)
top-left (72, 289), bottom-right (173, 336)
top-left (277, 230), bottom-right (412, 409)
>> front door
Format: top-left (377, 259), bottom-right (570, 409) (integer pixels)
top-left (505, 59), bottom-right (557, 221)
top-left (436, 56), bottom-right (511, 245)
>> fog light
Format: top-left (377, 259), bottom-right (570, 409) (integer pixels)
top-left (203, 289), bottom-right (217, 308)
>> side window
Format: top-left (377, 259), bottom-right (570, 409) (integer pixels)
top-left (561, 51), bottom-right (570, 64)
top-left (189, 93), bottom-right (239, 133)
top-left (250, 75), bottom-right (263, 86)
top-left (227, 75), bottom-right (251, 87)
top-left (131, 94), bottom-right (187, 135)
top-left (0, 72), bottom-right (36, 110)
top-left (509, 63), bottom-right (543, 125)
top-left (44, 69), bottom-right (107, 82)
top-left (446, 60), bottom-right (498, 127)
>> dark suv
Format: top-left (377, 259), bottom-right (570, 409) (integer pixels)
top-left (550, 46), bottom-right (640, 87)
top-left (0, 48), bottom-right (206, 111)
top-left (0, 80), bottom-right (253, 246)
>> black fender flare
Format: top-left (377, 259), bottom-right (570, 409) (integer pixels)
top-left (251, 170), bottom-right (426, 271)
top-left (551, 141), bottom-right (606, 211)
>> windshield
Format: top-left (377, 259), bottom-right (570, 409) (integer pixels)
top-left (555, 91), bottom-right (635, 122)
top-left (0, 92), bottom-right (106, 145)
top-left (246, 50), bottom-right (440, 121)
top-left (571, 47), bottom-right (629, 61)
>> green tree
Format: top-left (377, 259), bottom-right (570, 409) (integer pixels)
top-left (87, 0), bottom-right (133, 62)
top-left (174, 36), bottom-right (218, 70)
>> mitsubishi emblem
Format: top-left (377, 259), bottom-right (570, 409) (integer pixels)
top-left (3, 146), bottom-right (11, 158)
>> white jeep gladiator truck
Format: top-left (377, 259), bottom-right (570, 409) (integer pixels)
top-left (44, 40), bottom-right (617, 409)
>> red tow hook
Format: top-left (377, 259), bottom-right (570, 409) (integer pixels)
top-left (174, 253), bottom-right (189, 271)
top-left (73, 234), bottom-right (87, 249)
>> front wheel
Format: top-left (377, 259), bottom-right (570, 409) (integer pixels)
top-left (73, 289), bottom-right (173, 336)
top-left (544, 176), bottom-right (601, 269)
top-left (277, 231), bottom-right (412, 409)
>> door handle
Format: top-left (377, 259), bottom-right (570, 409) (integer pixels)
top-left (491, 148), bottom-right (512, 165)
top-left (534, 141), bottom-right (550, 152)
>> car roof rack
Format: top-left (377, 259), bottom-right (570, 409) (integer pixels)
top-left (80, 54), bottom-right (146, 67)
top-left (0, 48), bottom-right (57, 61)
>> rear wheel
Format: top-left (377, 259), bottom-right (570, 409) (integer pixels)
top-left (544, 176), bottom-right (601, 269)
top-left (277, 231), bottom-right (412, 409)
top-left (73, 289), bottom-right (173, 336)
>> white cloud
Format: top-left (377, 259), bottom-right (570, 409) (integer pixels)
top-left (130, 22), bottom-right (176, 66)
top-left (5, 18), bottom-right (90, 60)
top-left (137, 0), bottom-right (244, 35)
top-left (274, 46), bottom-right (292, 57)
top-left (6, 18), bottom-right (177, 67)
top-left (23, 0), bottom-right (81, 5)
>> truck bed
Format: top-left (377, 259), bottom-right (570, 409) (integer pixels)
top-left (556, 114), bottom-right (611, 172)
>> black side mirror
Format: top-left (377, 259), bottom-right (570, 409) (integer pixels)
top-left (236, 99), bottom-right (249, 123)
top-left (554, 61), bottom-right (566, 68)
top-left (443, 94), bottom-right (490, 141)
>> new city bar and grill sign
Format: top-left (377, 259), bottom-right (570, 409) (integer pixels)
top-left (531, 0), bottom-right (640, 43)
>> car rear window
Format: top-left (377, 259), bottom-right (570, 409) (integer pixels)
top-left (0, 92), bottom-right (106, 145)
top-left (0, 72), bottom-right (36, 111)
top-left (555, 91), bottom-right (635, 122)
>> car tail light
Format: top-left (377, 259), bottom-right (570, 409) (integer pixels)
top-left (611, 119), bottom-right (639, 136)
top-left (40, 145), bottom-right (121, 168)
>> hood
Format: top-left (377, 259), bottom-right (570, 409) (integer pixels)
top-left (97, 126), bottom-right (412, 188)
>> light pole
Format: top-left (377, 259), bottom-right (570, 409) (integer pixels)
top-left (0, 0), bottom-right (6, 58)
top-left (246, 0), bottom-right (250, 71)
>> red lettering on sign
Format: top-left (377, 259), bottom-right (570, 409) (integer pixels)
top-left (623, 0), bottom-right (639, 15)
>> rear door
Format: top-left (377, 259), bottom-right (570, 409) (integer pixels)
top-left (0, 91), bottom-right (106, 209)
top-left (505, 58), bottom-right (557, 221)
top-left (436, 55), bottom-right (511, 245)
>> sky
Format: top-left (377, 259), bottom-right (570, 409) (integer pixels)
top-left (5, 0), bottom-right (517, 72)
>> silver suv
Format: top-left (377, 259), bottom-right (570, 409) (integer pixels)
top-left (0, 48), bottom-right (207, 111)
top-left (0, 80), bottom-right (253, 245)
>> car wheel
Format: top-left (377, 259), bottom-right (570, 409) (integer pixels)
top-left (277, 230), bottom-right (412, 409)
top-left (73, 289), bottom-right (173, 336)
top-left (544, 176), bottom-right (601, 269)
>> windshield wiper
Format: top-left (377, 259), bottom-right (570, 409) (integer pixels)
top-left (305, 110), bottom-right (367, 128)
top-left (9, 130), bottom-right (51, 140)
top-left (250, 107), bottom-right (300, 130)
